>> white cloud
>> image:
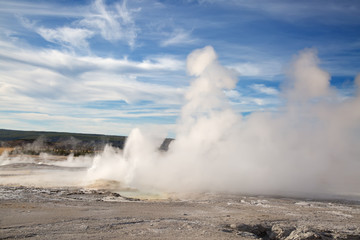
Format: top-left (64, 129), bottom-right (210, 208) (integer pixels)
top-left (0, 39), bottom-right (184, 74)
top-left (250, 84), bottom-right (279, 95)
top-left (228, 63), bottom-right (261, 76)
top-left (193, 0), bottom-right (360, 25)
top-left (0, 112), bottom-right (155, 136)
top-left (0, 67), bottom-right (69, 100)
top-left (0, 1), bottom-right (86, 18)
top-left (0, 38), bottom-right (185, 136)
top-left (228, 61), bottom-right (282, 78)
top-left (16, 0), bottom-right (140, 49)
top-left (224, 89), bottom-right (241, 99)
top-left (79, 0), bottom-right (139, 47)
top-left (0, 61), bottom-right (184, 107)
top-left (161, 29), bottom-right (197, 47)
top-left (0, 37), bottom-right (284, 135)
top-left (251, 98), bottom-right (265, 105)
top-left (36, 27), bottom-right (94, 50)
top-left (77, 71), bottom-right (185, 104)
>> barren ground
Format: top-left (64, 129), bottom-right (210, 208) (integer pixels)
top-left (1, 185), bottom-right (360, 239)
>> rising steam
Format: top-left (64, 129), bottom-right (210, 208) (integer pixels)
top-left (88, 46), bottom-right (360, 198)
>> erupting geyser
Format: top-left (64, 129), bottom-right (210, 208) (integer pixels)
top-left (87, 46), bottom-right (360, 198)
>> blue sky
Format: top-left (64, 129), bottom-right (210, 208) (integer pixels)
top-left (0, 0), bottom-right (359, 136)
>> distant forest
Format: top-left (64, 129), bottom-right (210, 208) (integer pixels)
top-left (0, 129), bottom-right (172, 156)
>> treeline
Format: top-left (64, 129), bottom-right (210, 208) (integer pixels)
top-left (0, 129), bottom-right (172, 156)
top-left (0, 129), bottom-right (126, 156)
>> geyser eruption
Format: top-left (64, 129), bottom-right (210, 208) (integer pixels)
top-left (88, 46), bottom-right (360, 198)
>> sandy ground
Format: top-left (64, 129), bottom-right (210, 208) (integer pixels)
top-left (1, 185), bottom-right (360, 240)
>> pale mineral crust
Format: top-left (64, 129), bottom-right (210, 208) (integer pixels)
top-left (1, 186), bottom-right (359, 240)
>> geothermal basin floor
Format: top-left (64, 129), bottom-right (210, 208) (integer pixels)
top-left (1, 185), bottom-right (360, 239)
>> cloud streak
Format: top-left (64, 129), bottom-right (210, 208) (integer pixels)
top-left (15, 0), bottom-right (140, 49)
top-left (0, 39), bottom-right (184, 74)
top-left (161, 28), bottom-right (197, 47)
top-left (36, 27), bottom-right (94, 50)
top-left (195, 0), bottom-right (360, 25)
top-left (0, 36), bottom-right (185, 134)
top-left (250, 84), bottom-right (279, 95)
top-left (79, 0), bottom-right (139, 47)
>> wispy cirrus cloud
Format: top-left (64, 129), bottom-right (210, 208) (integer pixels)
top-left (161, 28), bottom-right (197, 47)
top-left (0, 111), bottom-right (176, 136)
top-left (36, 27), bottom-right (94, 50)
top-left (0, 38), bottom-right (184, 75)
top-left (0, 1), bottom-right (85, 18)
top-left (250, 84), bottom-right (279, 95)
top-left (228, 63), bottom-right (261, 77)
top-left (16, 0), bottom-right (140, 50)
top-left (193, 0), bottom-right (360, 25)
top-left (79, 0), bottom-right (139, 47)
top-left (228, 61), bottom-right (282, 79)
top-left (0, 36), bottom-right (185, 134)
top-left (0, 40), bottom-right (185, 101)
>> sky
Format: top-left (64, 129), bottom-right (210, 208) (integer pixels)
top-left (0, 0), bottom-right (359, 136)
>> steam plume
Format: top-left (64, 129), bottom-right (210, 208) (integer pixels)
top-left (88, 46), bottom-right (360, 198)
